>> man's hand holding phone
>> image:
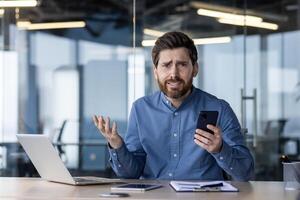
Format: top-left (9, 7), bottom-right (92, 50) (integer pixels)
top-left (194, 111), bottom-right (222, 153)
top-left (194, 125), bottom-right (223, 153)
top-left (93, 115), bottom-right (123, 149)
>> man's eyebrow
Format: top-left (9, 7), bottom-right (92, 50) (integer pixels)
top-left (159, 60), bottom-right (172, 65)
top-left (176, 60), bottom-right (189, 63)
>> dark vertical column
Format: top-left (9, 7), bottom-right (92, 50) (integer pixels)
top-left (24, 33), bottom-right (39, 134)
top-left (129, 0), bottom-right (144, 47)
top-left (76, 40), bottom-right (84, 171)
top-left (3, 9), bottom-right (16, 50)
top-left (298, 0), bottom-right (300, 30)
top-left (298, 0), bottom-right (300, 81)
top-left (259, 35), bottom-right (268, 131)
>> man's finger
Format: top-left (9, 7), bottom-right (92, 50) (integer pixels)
top-left (194, 134), bottom-right (211, 145)
top-left (194, 138), bottom-right (208, 149)
top-left (195, 129), bottom-right (214, 140)
top-left (105, 117), bottom-right (111, 134)
top-left (93, 115), bottom-right (109, 138)
top-left (96, 116), bottom-right (103, 132)
top-left (112, 121), bottom-right (117, 135)
top-left (207, 125), bottom-right (220, 134)
top-left (93, 115), bottom-right (98, 127)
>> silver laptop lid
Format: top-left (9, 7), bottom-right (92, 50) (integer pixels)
top-left (16, 134), bottom-right (75, 185)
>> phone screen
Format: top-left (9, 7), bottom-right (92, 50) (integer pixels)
top-left (117, 183), bottom-right (160, 189)
top-left (196, 111), bottom-right (219, 134)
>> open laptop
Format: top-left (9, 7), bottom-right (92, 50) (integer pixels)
top-left (16, 134), bottom-right (122, 185)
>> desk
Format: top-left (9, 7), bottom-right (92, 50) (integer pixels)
top-left (0, 178), bottom-right (298, 200)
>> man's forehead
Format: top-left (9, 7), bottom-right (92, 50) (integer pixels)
top-left (158, 48), bottom-right (190, 62)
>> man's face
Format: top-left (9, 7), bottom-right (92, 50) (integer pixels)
top-left (154, 47), bottom-right (198, 99)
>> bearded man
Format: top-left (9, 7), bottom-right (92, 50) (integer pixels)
top-left (94, 31), bottom-right (254, 181)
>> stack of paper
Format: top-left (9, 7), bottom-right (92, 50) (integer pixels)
top-left (170, 181), bottom-right (238, 192)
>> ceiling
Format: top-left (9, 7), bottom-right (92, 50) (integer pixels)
top-left (15, 0), bottom-right (300, 37)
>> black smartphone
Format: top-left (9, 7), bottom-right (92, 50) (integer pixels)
top-left (196, 111), bottom-right (219, 134)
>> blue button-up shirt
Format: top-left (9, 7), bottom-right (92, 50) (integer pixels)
top-left (109, 87), bottom-right (254, 181)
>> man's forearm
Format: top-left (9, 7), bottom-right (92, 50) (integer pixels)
top-left (212, 141), bottom-right (254, 181)
top-left (108, 144), bottom-right (146, 178)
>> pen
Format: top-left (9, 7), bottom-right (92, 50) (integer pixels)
top-left (200, 182), bottom-right (223, 188)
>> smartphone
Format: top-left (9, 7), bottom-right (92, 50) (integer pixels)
top-left (99, 192), bottom-right (130, 197)
top-left (196, 111), bottom-right (219, 134)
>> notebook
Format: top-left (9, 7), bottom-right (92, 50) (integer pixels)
top-left (170, 181), bottom-right (238, 192)
top-left (16, 134), bottom-right (122, 186)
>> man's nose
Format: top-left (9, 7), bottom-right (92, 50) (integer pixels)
top-left (170, 64), bottom-right (179, 78)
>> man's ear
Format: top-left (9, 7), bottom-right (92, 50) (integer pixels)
top-left (153, 65), bottom-right (158, 80)
top-left (193, 63), bottom-right (199, 77)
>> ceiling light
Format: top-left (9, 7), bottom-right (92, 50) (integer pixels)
top-left (193, 36), bottom-right (231, 45)
top-left (191, 1), bottom-right (287, 22)
top-left (0, 9), bottom-right (4, 15)
top-left (196, 8), bottom-right (278, 30)
top-left (0, 0), bottom-right (37, 7)
top-left (142, 36), bottom-right (231, 47)
top-left (218, 18), bottom-right (278, 30)
top-left (16, 21), bottom-right (31, 28)
top-left (141, 40), bottom-right (156, 47)
top-left (197, 9), bottom-right (263, 23)
top-left (17, 21), bottom-right (86, 30)
top-left (144, 28), bottom-right (165, 37)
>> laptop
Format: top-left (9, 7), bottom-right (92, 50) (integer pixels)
top-left (16, 134), bottom-right (122, 185)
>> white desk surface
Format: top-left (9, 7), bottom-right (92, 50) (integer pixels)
top-left (0, 177), bottom-right (298, 200)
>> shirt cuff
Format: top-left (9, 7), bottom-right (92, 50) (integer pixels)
top-left (211, 140), bottom-right (231, 163)
top-left (108, 143), bottom-right (127, 162)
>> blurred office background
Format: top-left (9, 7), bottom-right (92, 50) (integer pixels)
top-left (0, 0), bottom-right (300, 180)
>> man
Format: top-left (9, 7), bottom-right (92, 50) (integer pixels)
top-left (94, 31), bottom-right (254, 181)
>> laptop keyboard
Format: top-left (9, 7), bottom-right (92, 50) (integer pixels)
top-left (73, 177), bottom-right (116, 183)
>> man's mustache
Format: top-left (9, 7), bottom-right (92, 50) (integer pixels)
top-left (166, 77), bottom-right (184, 83)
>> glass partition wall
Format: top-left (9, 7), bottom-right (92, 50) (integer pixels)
top-left (0, 0), bottom-right (300, 181)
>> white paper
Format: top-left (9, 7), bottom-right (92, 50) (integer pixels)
top-left (170, 181), bottom-right (238, 192)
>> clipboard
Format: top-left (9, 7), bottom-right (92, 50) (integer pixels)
top-left (170, 181), bottom-right (239, 192)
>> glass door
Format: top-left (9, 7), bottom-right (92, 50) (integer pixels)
top-left (242, 1), bottom-right (300, 180)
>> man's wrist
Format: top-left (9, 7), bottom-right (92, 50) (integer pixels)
top-left (108, 140), bottom-right (123, 150)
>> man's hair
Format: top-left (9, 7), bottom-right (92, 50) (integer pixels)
top-left (151, 31), bottom-right (198, 67)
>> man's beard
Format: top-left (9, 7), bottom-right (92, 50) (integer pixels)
top-left (157, 76), bottom-right (193, 99)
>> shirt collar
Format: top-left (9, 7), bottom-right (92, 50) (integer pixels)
top-left (160, 86), bottom-right (196, 111)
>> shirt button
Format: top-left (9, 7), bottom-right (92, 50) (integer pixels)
top-left (230, 167), bottom-right (233, 170)
top-left (174, 112), bottom-right (178, 116)
top-left (173, 133), bottom-right (177, 137)
top-left (220, 156), bottom-right (223, 160)
top-left (166, 100), bottom-right (169, 104)
top-left (118, 164), bottom-right (122, 168)
top-left (168, 173), bottom-right (173, 177)
top-left (113, 153), bottom-right (116, 156)
top-left (174, 154), bottom-right (177, 157)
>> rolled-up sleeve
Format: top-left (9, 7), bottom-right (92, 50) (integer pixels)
top-left (108, 103), bottom-right (146, 178)
top-left (212, 101), bottom-right (254, 181)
